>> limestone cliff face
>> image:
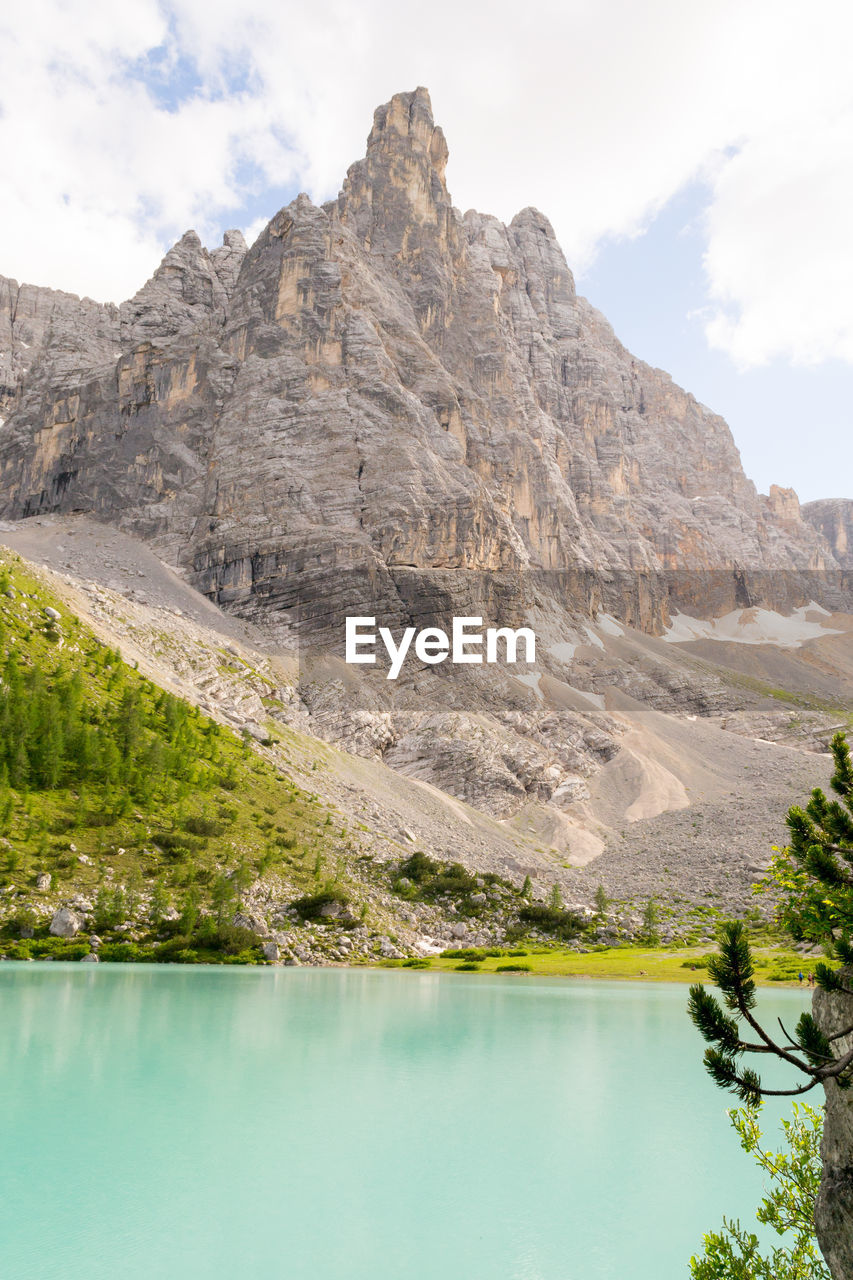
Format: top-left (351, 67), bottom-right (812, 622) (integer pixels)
top-left (0, 87), bottom-right (845, 630)
top-left (0, 277), bottom-right (118, 421)
top-left (803, 499), bottom-right (853, 570)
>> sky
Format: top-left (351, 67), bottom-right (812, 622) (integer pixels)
top-left (1, 0), bottom-right (851, 501)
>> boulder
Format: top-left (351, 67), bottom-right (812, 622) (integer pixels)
top-left (49, 907), bottom-right (83, 938)
top-left (262, 940), bottom-right (280, 963)
top-left (233, 911), bottom-right (269, 937)
top-left (35, 872), bottom-right (51, 890)
top-left (241, 721), bottom-right (268, 742)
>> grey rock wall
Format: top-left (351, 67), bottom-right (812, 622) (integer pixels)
top-left (0, 86), bottom-right (846, 634)
top-left (804, 498), bottom-right (853, 571)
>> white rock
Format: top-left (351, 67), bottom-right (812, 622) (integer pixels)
top-left (241, 721), bottom-right (268, 742)
top-left (49, 907), bottom-right (83, 938)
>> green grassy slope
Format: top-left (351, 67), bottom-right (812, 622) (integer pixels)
top-left (0, 551), bottom-right (360, 962)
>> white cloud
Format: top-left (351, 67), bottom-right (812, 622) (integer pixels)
top-left (704, 106), bottom-right (853, 367)
top-left (1, 0), bottom-right (852, 370)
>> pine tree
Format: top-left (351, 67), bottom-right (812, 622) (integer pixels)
top-left (688, 733), bottom-right (853, 1278)
top-left (211, 874), bottom-right (235, 926)
top-left (124, 865), bottom-right (144, 918)
top-left (178, 886), bottom-right (201, 937)
top-left (688, 733), bottom-right (853, 1105)
top-left (640, 898), bottom-right (660, 945)
top-left (149, 878), bottom-right (171, 926)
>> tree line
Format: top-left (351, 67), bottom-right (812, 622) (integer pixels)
top-left (0, 647), bottom-right (226, 801)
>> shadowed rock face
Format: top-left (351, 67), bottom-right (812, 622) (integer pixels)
top-left (0, 86), bottom-right (847, 632)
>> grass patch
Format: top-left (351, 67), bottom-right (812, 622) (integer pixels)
top-left (0, 551), bottom-right (354, 964)
top-left (426, 945), bottom-right (833, 985)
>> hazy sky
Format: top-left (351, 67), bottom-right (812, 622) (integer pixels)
top-left (1, 0), bottom-right (850, 501)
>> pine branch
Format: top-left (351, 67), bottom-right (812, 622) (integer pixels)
top-left (829, 731), bottom-right (853, 799)
top-left (710, 924), bottom-right (819, 1076)
top-left (816, 961), bottom-right (852, 992)
top-left (803, 843), bottom-right (851, 886)
top-left (689, 985), bottom-right (788, 1055)
top-left (689, 985), bottom-right (742, 1054)
top-left (794, 1013), bottom-right (834, 1067)
top-left (707, 921), bottom-right (756, 1012)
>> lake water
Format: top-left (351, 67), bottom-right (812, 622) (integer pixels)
top-left (1, 965), bottom-right (812, 1279)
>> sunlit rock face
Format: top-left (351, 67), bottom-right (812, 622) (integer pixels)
top-left (0, 87), bottom-right (846, 630)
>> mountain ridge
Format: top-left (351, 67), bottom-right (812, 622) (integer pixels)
top-left (0, 88), bottom-right (850, 896)
top-left (0, 86), bottom-right (849, 642)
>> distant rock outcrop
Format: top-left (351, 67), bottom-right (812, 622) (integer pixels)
top-left (803, 498), bottom-right (853, 570)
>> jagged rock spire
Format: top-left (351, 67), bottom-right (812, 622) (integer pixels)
top-left (334, 88), bottom-right (453, 251)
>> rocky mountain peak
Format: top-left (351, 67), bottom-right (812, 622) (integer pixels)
top-left (334, 87), bottom-right (452, 250)
top-left (120, 229), bottom-right (233, 342)
top-left (762, 483), bottom-right (803, 528)
top-left (210, 229), bottom-right (248, 295)
top-left (366, 86), bottom-right (449, 178)
top-left (0, 87), bottom-right (848, 623)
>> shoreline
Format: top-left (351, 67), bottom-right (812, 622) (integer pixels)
top-left (1, 943), bottom-right (824, 988)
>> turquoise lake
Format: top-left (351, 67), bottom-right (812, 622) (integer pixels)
top-left (1, 965), bottom-right (812, 1279)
